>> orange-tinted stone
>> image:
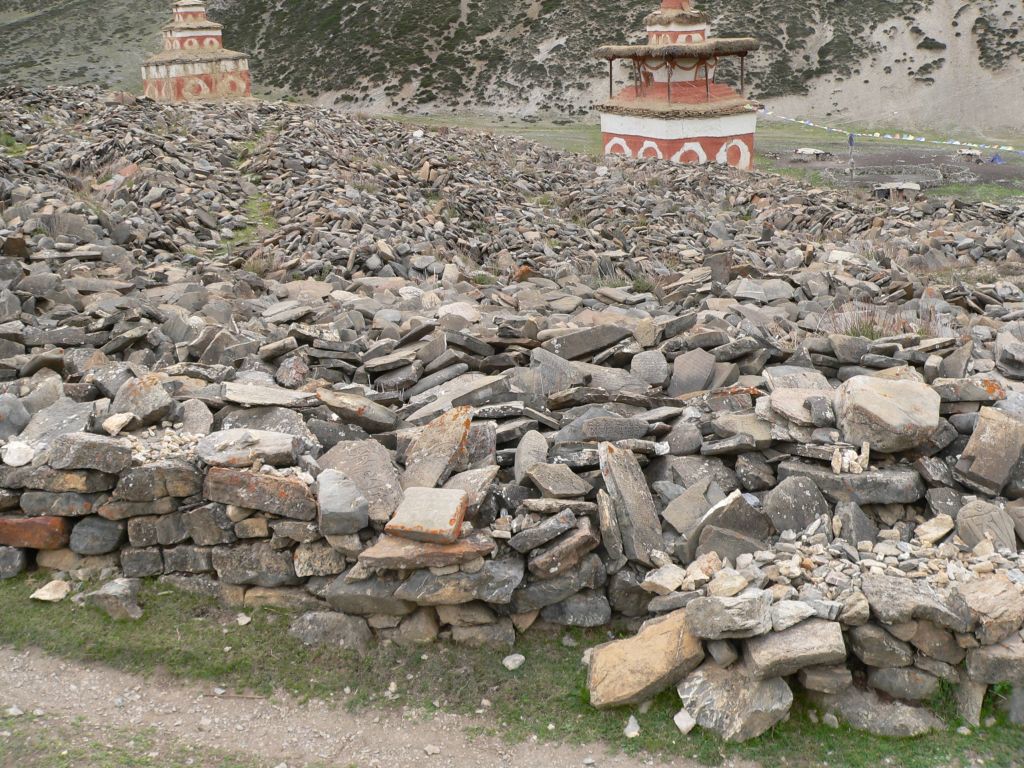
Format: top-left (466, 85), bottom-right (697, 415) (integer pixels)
top-left (0, 516), bottom-right (72, 550)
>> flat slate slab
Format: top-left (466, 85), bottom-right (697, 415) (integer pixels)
top-left (359, 529), bottom-right (493, 569)
top-left (385, 487), bottom-right (469, 544)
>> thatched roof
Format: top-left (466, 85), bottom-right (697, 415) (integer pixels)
top-left (594, 38), bottom-right (760, 60)
top-left (644, 9), bottom-right (708, 26)
top-left (164, 20), bottom-right (223, 32)
top-left (144, 48), bottom-right (248, 66)
top-left (596, 97), bottom-right (756, 120)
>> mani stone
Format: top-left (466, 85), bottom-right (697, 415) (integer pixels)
top-left (540, 324), bottom-right (631, 360)
top-left (668, 348), bottom-right (715, 397)
top-left (526, 463), bottom-right (591, 498)
top-left (959, 575), bottom-right (1024, 645)
top-left (203, 467), bottom-right (317, 521)
top-left (965, 633), bottom-right (1024, 684)
top-left (867, 667), bottom-right (940, 702)
top-left (289, 611), bottom-right (373, 655)
top-left (513, 429), bottom-right (548, 484)
top-left (211, 541), bottom-right (301, 587)
top-left (860, 573), bottom-right (972, 632)
top-left (588, 607), bottom-right (705, 708)
top-left (393, 556), bottom-right (524, 605)
top-left (401, 406), bottom-right (472, 490)
top-left (809, 687), bottom-right (944, 737)
top-left (110, 375), bottom-right (172, 428)
top-left (762, 476), bottom-right (829, 533)
top-left (385, 487), bottom-right (468, 544)
top-left (834, 376), bottom-right (940, 453)
top-left (685, 591), bottom-right (773, 640)
top-left (508, 508), bottom-right (576, 553)
top-left (677, 661), bottom-right (793, 743)
top-left (20, 491), bottom-right (105, 518)
top-left (777, 460), bottom-right (924, 505)
top-left (527, 516), bottom-right (600, 578)
top-left (359, 530), bottom-right (494, 569)
top-left (849, 624), bottom-right (913, 667)
top-left (319, 439), bottom-right (402, 524)
top-left (47, 433), bottom-right (132, 474)
top-left (196, 429), bottom-right (300, 467)
top-left (69, 516), bottom-right (125, 555)
top-left (954, 407), bottom-right (1024, 495)
top-left (325, 574), bottom-right (415, 616)
top-left (598, 442), bottom-right (662, 566)
top-left (113, 460), bottom-right (203, 501)
top-left (540, 590), bottom-right (611, 627)
top-left (317, 469), bottom-right (369, 535)
top-left (955, 499), bottom-right (1018, 552)
top-left (745, 619), bottom-right (846, 678)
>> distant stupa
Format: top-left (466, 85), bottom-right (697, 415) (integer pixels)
top-left (141, 0), bottom-right (251, 102)
top-left (594, 0), bottom-right (760, 169)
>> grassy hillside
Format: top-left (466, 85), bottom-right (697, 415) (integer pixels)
top-left (1, 0), bottom-right (1022, 127)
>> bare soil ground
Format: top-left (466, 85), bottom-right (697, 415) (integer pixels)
top-left (0, 646), bottom-right (734, 768)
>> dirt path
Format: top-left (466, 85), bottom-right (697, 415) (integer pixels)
top-left (0, 646), bottom-right (740, 768)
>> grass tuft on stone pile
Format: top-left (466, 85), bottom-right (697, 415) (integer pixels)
top-left (2, 574), bottom-right (1024, 767)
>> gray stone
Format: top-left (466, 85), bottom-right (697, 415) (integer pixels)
top-left (677, 661), bottom-right (793, 743)
top-left (762, 476), bottom-right (829, 533)
top-left (668, 348), bottom-right (715, 397)
top-left (965, 633), bottom-right (1024, 684)
top-left (0, 394), bottom-right (30, 439)
top-left (509, 508), bottom-right (577, 553)
top-left (196, 429), bottom-right (300, 468)
top-left (514, 430), bottom-right (548, 484)
top-left (686, 591), bottom-right (773, 639)
top-left (319, 439), bottom-right (402, 524)
top-left (394, 556), bottom-right (524, 605)
top-left (798, 665), bottom-right (852, 694)
top-left (110, 375), bottom-right (172, 429)
top-left (120, 547), bottom-right (163, 578)
top-left (211, 541), bottom-right (301, 587)
top-left (325, 574), bottom-right (415, 616)
top-left (599, 442), bottom-right (662, 566)
top-left (540, 589), bottom-right (611, 627)
top-left (810, 687), bottom-right (944, 737)
top-left (47, 433), bottom-right (132, 474)
top-left (956, 499), bottom-right (1018, 552)
top-left (526, 463), bottom-right (591, 498)
top-left (778, 460), bottom-right (924, 504)
top-left (0, 545), bottom-right (27, 579)
top-left (849, 624), bottom-right (913, 667)
top-left (954, 407), bottom-right (1024, 495)
top-left (834, 376), bottom-right (940, 453)
top-left (745, 619), bottom-right (846, 678)
top-left (317, 469), bottom-right (370, 535)
top-left (80, 578), bottom-right (142, 621)
top-left (289, 611), bottom-right (372, 655)
top-left (867, 667), bottom-right (940, 701)
top-left (69, 516), bottom-right (125, 555)
top-left (833, 502), bottom-right (878, 545)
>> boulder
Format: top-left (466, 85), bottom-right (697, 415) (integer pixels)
top-left (588, 607), bottom-right (705, 708)
top-left (834, 376), bottom-right (940, 453)
top-left (677, 661), bottom-right (793, 742)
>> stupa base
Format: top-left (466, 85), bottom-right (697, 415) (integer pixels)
top-left (599, 111), bottom-right (756, 170)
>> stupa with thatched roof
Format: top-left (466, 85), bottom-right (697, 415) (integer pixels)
top-left (594, 0), bottom-right (760, 169)
top-left (141, 0), bottom-right (251, 102)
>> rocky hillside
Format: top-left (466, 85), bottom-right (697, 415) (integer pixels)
top-left (1, 0), bottom-right (1022, 133)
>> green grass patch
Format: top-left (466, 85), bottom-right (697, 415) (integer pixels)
top-left (930, 182), bottom-right (1024, 203)
top-left (1, 574), bottom-right (1024, 767)
top-left (0, 714), bottom-right (265, 768)
top-left (0, 130), bottom-right (27, 156)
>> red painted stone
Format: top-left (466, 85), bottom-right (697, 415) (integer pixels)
top-left (0, 516), bottom-right (72, 550)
